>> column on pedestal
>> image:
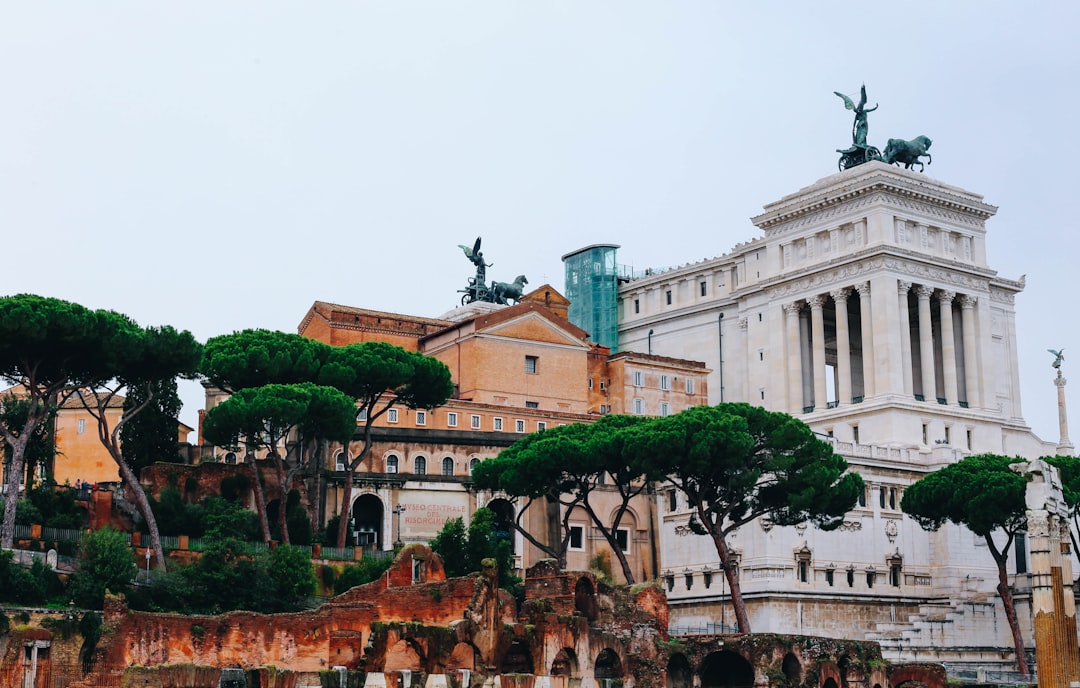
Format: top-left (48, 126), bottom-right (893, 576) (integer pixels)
top-left (784, 301), bottom-right (803, 414)
top-left (831, 287), bottom-right (852, 405)
top-left (959, 295), bottom-right (979, 408)
top-left (898, 281), bottom-right (913, 396)
top-left (938, 290), bottom-right (958, 405)
top-left (808, 295), bottom-right (828, 411)
top-left (915, 285), bottom-right (937, 402)
top-left (855, 282), bottom-right (874, 399)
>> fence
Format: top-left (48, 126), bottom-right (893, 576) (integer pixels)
top-left (668, 622), bottom-right (740, 636)
top-left (15, 662), bottom-right (124, 688)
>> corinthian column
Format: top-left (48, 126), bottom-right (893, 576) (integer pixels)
top-left (855, 282), bottom-right (874, 399)
top-left (915, 285), bottom-right (936, 401)
top-left (784, 302), bottom-right (803, 414)
top-left (808, 295), bottom-right (827, 411)
top-left (831, 288), bottom-right (852, 405)
top-left (960, 295), bottom-right (979, 407)
top-left (938, 290), bottom-right (958, 405)
top-left (898, 281), bottom-right (913, 395)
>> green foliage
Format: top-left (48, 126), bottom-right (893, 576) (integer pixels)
top-left (120, 376), bottom-right (183, 472)
top-left (0, 611), bottom-right (9, 636)
top-left (201, 329), bottom-right (328, 394)
top-left (334, 555), bottom-right (395, 594)
top-left (1, 395), bottom-right (55, 489)
top-left (901, 454), bottom-right (1026, 538)
top-left (147, 486), bottom-right (205, 537)
top-left (79, 612), bottom-right (102, 649)
top-left (68, 527), bottom-right (137, 608)
top-left (430, 517), bottom-right (468, 576)
top-left (429, 508), bottom-right (515, 587)
top-left (0, 549), bottom-right (45, 604)
top-left (259, 544), bottom-right (317, 610)
top-left (26, 485), bottom-right (84, 529)
top-left (219, 474), bottom-right (249, 502)
top-left (201, 496), bottom-right (260, 540)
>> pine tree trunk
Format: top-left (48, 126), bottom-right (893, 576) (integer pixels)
top-left (274, 455), bottom-right (290, 546)
top-left (112, 449), bottom-right (168, 573)
top-left (701, 505), bottom-right (750, 633)
top-left (250, 457), bottom-right (271, 544)
top-left (336, 475), bottom-right (354, 549)
top-left (996, 556), bottom-right (1030, 676)
top-left (0, 434), bottom-right (29, 549)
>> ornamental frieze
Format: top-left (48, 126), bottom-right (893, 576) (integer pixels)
top-left (880, 257), bottom-right (990, 292)
top-left (767, 258), bottom-right (886, 299)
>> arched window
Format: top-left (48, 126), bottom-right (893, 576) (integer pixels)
top-left (224, 452), bottom-right (237, 465)
top-left (442, 457), bottom-right (454, 476)
top-left (335, 451), bottom-right (347, 471)
top-left (415, 456), bottom-right (427, 475)
top-left (385, 455), bottom-right (399, 474)
top-left (469, 458), bottom-right (480, 475)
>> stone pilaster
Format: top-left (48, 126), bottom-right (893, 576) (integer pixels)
top-left (784, 302), bottom-right (803, 414)
top-left (855, 282), bottom-right (874, 398)
top-left (915, 285), bottom-right (936, 402)
top-left (831, 287), bottom-right (852, 405)
top-left (959, 295), bottom-right (979, 408)
top-left (938, 290), bottom-right (958, 405)
top-left (898, 281), bottom-right (913, 396)
top-left (808, 295), bottom-right (827, 411)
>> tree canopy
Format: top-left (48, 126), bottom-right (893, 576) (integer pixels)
top-left (626, 403), bottom-right (864, 633)
top-left (472, 414), bottom-right (654, 582)
top-left (201, 329), bottom-right (327, 393)
top-left (901, 453), bottom-right (1029, 675)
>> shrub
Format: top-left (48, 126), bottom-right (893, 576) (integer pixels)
top-left (68, 528), bottom-right (136, 608)
top-left (334, 555), bottom-right (395, 594)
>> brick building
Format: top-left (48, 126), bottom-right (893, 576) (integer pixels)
top-left (199, 285), bottom-right (708, 582)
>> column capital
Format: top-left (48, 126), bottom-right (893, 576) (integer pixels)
top-left (830, 287), bottom-right (851, 303)
top-left (807, 294), bottom-right (827, 310)
top-left (854, 281), bottom-right (871, 298)
top-left (937, 289), bottom-right (956, 303)
top-left (898, 280), bottom-right (912, 294)
top-left (915, 284), bottom-right (935, 299)
top-left (782, 301), bottom-right (803, 316)
top-left (959, 294), bottom-right (977, 309)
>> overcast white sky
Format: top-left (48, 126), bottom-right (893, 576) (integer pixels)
top-left (2, 3), bottom-right (1077, 445)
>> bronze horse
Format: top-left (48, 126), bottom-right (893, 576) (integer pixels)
top-left (492, 275), bottom-right (528, 305)
top-left (882, 135), bottom-right (932, 172)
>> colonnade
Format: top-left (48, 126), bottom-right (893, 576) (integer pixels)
top-left (783, 279), bottom-right (981, 414)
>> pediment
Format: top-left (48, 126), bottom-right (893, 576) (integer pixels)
top-left (478, 311), bottom-right (590, 348)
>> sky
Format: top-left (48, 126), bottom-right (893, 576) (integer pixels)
top-left (2, 3), bottom-right (1077, 444)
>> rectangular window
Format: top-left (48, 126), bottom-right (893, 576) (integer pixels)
top-left (700, 281), bottom-right (707, 297)
top-left (1015, 532), bottom-right (1028, 574)
top-left (853, 425), bottom-right (860, 444)
top-left (684, 573), bottom-right (693, 590)
top-left (632, 398), bottom-right (645, 415)
top-left (660, 375), bottom-right (671, 390)
top-left (879, 486), bottom-right (886, 509)
top-left (525, 401), bottom-right (539, 409)
top-left (569, 525), bottom-right (584, 550)
top-left (416, 410), bottom-right (427, 426)
top-left (515, 419), bottom-right (525, 433)
top-left (447, 412), bottom-right (458, 427)
top-left (525, 356), bottom-right (538, 374)
top-left (665, 290), bottom-right (672, 305)
top-left (615, 529), bottom-right (629, 552)
top-left (667, 491), bottom-right (677, 512)
top-left (599, 379), bottom-right (606, 390)
top-left (537, 421), bottom-right (547, 431)
top-left (632, 371), bottom-right (644, 387)
top-left (685, 378), bottom-right (695, 394)
top-left (588, 378), bottom-right (594, 390)
top-left (967, 429), bottom-right (973, 450)
top-left (470, 414), bottom-right (481, 429)
top-left (77, 418), bottom-right (86, 434)
top-left (357, 408), bottom-right (368, 421)
top-left (944, 426), bottom-right (951, 444)
top-left (922, 423), bottom-right (928, 445)
top-left (660, 402), bottom-right (671, 417)
top-left (634, 299), bottom-right (640, 314)
top-left (825, 569), bottom-right (835, 586)
top-left (493, 417), bottom-right (503, 431)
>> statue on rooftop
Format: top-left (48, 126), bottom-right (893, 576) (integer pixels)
top-left (1050, 348), bottom-right (1066, 369)
top-left (835, 85), bottom-right (882, 171)
top-left (457, 238), bottom-right (528, 306)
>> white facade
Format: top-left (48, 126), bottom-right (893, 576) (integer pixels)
top-left (617, 162), bottom-right (1059, 669)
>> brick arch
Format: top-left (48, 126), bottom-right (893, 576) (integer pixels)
top-left (384, 638), bottom-right (425, 672)
top-left (888, 664), bottom-right (945, 688)
top-left (817, 661), bottom-right (842, 688)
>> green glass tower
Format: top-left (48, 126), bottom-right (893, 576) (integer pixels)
top-left (562, 244), bottom-right (621, 352)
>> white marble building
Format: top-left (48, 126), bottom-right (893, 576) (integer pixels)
top-left (613, 162), bottom-right (1062, 670)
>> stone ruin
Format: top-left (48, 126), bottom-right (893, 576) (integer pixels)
top-left (0, 544), bottom-right (947, 688)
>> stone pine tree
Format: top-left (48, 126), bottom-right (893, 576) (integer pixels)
top-left (0, 295), bottom-right (112, 549)
top-left (471, 414), bottom-right (654, 583)
top-left (120, 377), bottom-right (184, 473)
top-left (201, 330), bottom-right (331, 542)
top-left (0, 395), bottom-right (56, 491)
top-left (76, 322), bottom-right (203, 572)
top-left (901, 453), bottom-right (1030, 676)
top-left (626, 403), bottom-right (864, 634)
top-left (201, 382), bottom-right (357, 545)
top-left (316, 342), bottom-right (453, 549)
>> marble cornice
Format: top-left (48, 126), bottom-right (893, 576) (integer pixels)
top-left (765, 250), bottom-right (994, 300)
top-left (752, 163), bottom-right (997, 236)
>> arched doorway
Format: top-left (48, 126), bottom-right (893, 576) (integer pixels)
top-left (487, 498), bottom-right (516, 554)
top-left (351, 493), bottom-right (384, 550)
top-left (575, 577), bottom-right (598, 620)
top-left (667, 653), bottom-right (691, 688)
top-left (594, 649), bottom-right (622, 679)
top-left (782, 653), bottom-right (802, 686)
top-left (551, 648), bottom-right (578, 677)
top-left (700, 651), bottom-right (754, 688)
top-left (501, 640), bottom-right (533, 674)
